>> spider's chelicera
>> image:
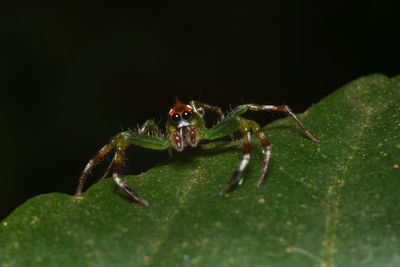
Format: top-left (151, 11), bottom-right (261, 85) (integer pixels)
top-left (75, 100), bottom-right (319, 207)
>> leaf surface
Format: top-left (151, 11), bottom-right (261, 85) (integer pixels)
top-left (1, 74), bottom-right (400, 267)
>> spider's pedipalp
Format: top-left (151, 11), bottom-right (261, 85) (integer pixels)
top-left (171, 131), bottom-right (184, 151)
top-left (187, 125), bottom-right (198, 147)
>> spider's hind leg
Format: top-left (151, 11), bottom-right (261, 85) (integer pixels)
top-left (220, 118), bottom-right (252, 196)
top-left (248, 120), bottom-right (272, 188)
top-left (189, 100), bottom-right (225, 120)
top-left (218, 119), bottom-right (272, 196)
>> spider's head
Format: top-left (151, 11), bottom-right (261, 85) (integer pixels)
top-left (167, 101), bottom-right (201, 151)
top-left (168, 102), bottom-right (193, 129)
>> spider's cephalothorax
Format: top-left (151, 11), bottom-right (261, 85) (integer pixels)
top-left (167, 102), bottom-right (200, 151)
top-left (75, 100), bottom-right (319, 207)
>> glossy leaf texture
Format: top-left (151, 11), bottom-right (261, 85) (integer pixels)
top-left (1, 74), bottom-right (399, 267)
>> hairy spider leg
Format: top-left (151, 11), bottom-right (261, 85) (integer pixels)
top-left (75, 144), bottom-right (114, 196)
top-left (204, 117), bottom-right (253, 195)
top-left (75, 131), bottom-right (172, 207)
top-left (228, 104), bottom-right (320, 143)
top-left (138, 119), bottom-right (179, 158)
top-left (189, 100), bottom-right (225, 120)
top-left (204, 117), bottom-right (241, 140)
top-left (111, 132), bottom-right (172, 207)
top-left (90, 120), bottom-right (165, 184)
top-left (112, 143), bottom-right (150, 207)
top-left (139, 119), bottom-right (163, 137)
top-left (248, 120), bottom-right (272, 187)
top-left (219, 118), bottom-right (253, 196)
top-left (98, 159), bottom-right (114, 183)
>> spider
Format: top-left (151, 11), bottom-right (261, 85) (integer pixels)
top-left (75, 100), bottom-right (319, 207)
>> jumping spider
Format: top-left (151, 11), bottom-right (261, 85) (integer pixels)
top-left (75, 100), bottom-right (319, 207)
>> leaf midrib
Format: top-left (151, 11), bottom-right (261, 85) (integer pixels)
top-left (319, 80), bottom-right (390, 267)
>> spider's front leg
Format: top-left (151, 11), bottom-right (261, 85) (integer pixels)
top-left (97, 120), bottom-right (165, 183)
top-left (248, 120), bottom-right (272, 188)
top-left (218, 118), bottom-right (252, 196)
top-left (111, 132), bottom-right (172, 207)
top-left (111, 140), bottom-right (149, 207)
top-left (75, 130), bottom-right (172, 207)
top-left (209, 118), bottom-right (272, 196)
top-left (204, 117), bottom-right (269, 195)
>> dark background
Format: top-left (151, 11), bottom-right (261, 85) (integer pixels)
top-left (1, 2), bottom-right (399, 220)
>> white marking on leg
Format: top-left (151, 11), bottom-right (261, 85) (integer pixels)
top-left (87, 159), bottom-right (94, 168)
top-left (249, 104), bottom-right (276, 110)
top-left (261, 105), bottom-right (276, 109)
top-left (257, 145), bottom-right (272, 187)
top-left (82, 159), bottom-right (94, 174)
top-left (264, 145), bottom-right (272, 159)
top-left (263, 146), bottom-right (272, 172)
top-left (239, 131), bottom-right (251, 171)
top-left (113, 173), bottom-right (124, 187)
top-left (239, 153), bottom-right (250, 171)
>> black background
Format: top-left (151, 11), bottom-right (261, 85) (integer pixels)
top-left (1, 2), bottom-right (399, 219)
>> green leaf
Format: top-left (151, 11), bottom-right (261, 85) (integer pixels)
top-left (1, 74), bottom-right (399, 267)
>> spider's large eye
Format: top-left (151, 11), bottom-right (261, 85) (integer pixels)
top-left (171, 113), bottom-right (181, 123)
top-left (182, 111), bottom-right (192, 121)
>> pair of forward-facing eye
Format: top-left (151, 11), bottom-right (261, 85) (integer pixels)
top-left (171, 111), bottom-right (192, 123)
